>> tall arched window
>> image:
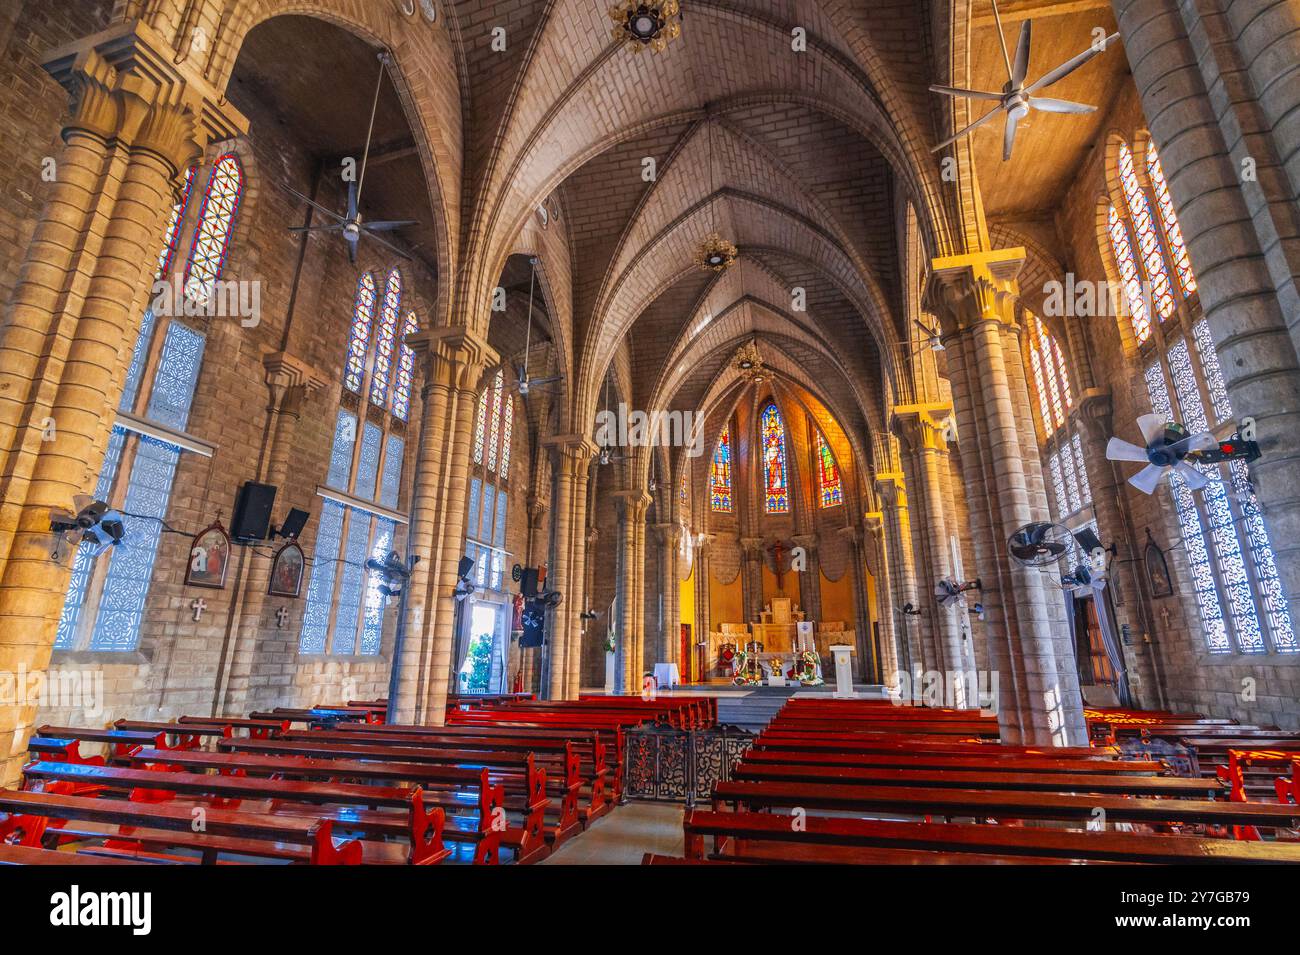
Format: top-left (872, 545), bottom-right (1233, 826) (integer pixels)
top-left (761, 403), bottom-right (789, 514)
top-left (815, 431), bottom-right (842, 508)
top-left (466, 369), bottom-right (514, 591)
top-left (1105, 137), bottom-right (1295, 654)
top-left (300, 267), bottom-right (413, 656)
top-left (57, 157), bottom-right (239, 652)
top-left (710, 424), bottom-right (733, 512)
top-left (1024, 316), bottom-right (1090, 525)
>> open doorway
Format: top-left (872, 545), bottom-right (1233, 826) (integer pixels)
top-left (458, 600), bottom-right (507, 695)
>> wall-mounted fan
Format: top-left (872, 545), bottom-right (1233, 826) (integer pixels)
top-left (1106, 414), bottom-right (1217, 494)
top-left (1007, 521), bottom-right (1074, 567)
top-left (930, 0), bottom-right (1119, 161)
top-left (507, 258), bottom-right (563, 396)
top-left (283, 52), bottom-right (418, 263)
top-left (49, 497), bottom-right (126, 560)
top-left (1061, 561), bottom-right (1107, 596)
top-left (935, 577), bottom-right (982, 608)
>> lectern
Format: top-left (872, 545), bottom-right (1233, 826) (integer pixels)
top-left (828, 644), bottom-right (856, 698)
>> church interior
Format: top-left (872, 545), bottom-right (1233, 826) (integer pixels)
top-left (1, 0), bottom-right (1300, 877)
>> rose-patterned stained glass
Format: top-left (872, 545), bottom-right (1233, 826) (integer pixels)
top-left (88, 436), bottom-right (181, 651)
top-left (1146, 142), bottom-right (1197, 297)
top-left (711, 425), bottom-right (733, 512)
top-left (1146, 361), bottom-right (1229, 651)
top-left (55, 426), bottom-right (126, 649)
top-left (1229, 458), bottom-right (1297, 652)
top-left (332, 511), bottom-right (374, 655)
top-left (1117, 142), bottom-right (1176, 320)
top-left (183, 154), bottom-right (243, 305)
top-left (1167, 338), bottom-right (1262, 651)
top-left (473, 387), bottom-right (489, 465)
top-left (486, 371), bottom-right (504, 473)
top-left (392, 312), bottom-right (420, 421)
top-left (762, 403), bottom-right (790, 513)
top-left (360, 518), bottom-right (396, 655)
top-left (344, 273), bottom-right (377, 393)
top-left (1060, 438), bottom-right (1083, 514)
top-left (1049, 451), bottom-right (1068, 519)
top-left (816, 432), bottom-right (843, 508)
top-left (1191, 318), bottom-right (1232, 424)
top-left (1108, 204), bottom-right (1152, 343)
top-left (500, 395), bottom-right (514, 477)
top-left (299, 499), bottom-right (345, 654)
top-left (369, 269), bottom-right (403, 409)
top-left (156, 166), bottom-right (196, 280)
top-left (380, 435), bottom-right (404, 510)
top-left (1071, 432), bottom-right (1091, 504)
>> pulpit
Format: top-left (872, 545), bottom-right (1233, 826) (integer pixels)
top-left (829, 644), bottom-right (856, 698)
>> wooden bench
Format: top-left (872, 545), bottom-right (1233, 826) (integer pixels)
top-left (739, 748), bottom-right (1169, 775)
top-left (682, 809), bottom-right (1300, 863)
top-left (0, 788), bottom-right (363, 864)
top-left (36, 726), bottom-right (167, 761)
top-left (0, 843), bottom-right (157, 865)
top-left (21, 761), bottom-right (450, 865)
top-left (179, 715), bottom-right (290, 738)
top-left (115, 719), bottom-right (232, 750)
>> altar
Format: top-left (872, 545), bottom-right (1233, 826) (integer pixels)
top-left (709, 598), bottom-right (853, 686)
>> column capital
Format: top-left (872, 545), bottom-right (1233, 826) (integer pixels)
top-left (924, 247), bottom-right (1025, 335)
top-left (839, 524), bottom-right (866, 544)
top-left (740, 535), bottom-right (765, 559)
top-left (1075, 387), bottom-right (1114, 442)
top-left (693, 532), bottom-right (715, 553)
top-left (790, 532), bottom-right (819, 553)
top-left (613, 489), bottom-right (653, 518)
top-left (891, 402), bottom-right (954, 452)
top-left (652, 522), bottom-right (682, 547)
top-left (43, 20), bottom-right (247, 174)
top-left (408, 325), bottom-right (498, 392)
top-left (544, 434), bottom-right (599, 461)
top-left (263, 351), bottom-right (328, 393)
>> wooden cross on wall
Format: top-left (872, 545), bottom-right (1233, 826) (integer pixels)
top-left (191, 598), bottom-right (207, 622)
top-left (767, 540), bottom-right (793, 591)
top-left (275, 606), bottom-right (289, 630)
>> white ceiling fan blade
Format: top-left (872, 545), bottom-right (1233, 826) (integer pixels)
top-left (1175, 461), bottom-right (1209, 490)
top-left (929, 84), bottom-right (1004, 101)
top-left (1002, 110), bottom-right (1020, 162)
top-left (1106, 437), bottom-right (1149, 463)
top-left (1026, 33), bottom-right (1120, 94)
top-left (1011, 20), bottom-right (1032, 87)
top-left (1136, 413), bottom-right (1168, 445)
top-left (931, 105), bottom-right (1005, 152)
top-left (1029, 97), bottom-right (1097, 114)
top-left (1129, 463), bottom-right (1169, 495)
top-left (1169, 430), bottom-right (1218, 455)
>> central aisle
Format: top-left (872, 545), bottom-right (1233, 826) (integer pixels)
top-left (541, 803), bottom-right (685, 865)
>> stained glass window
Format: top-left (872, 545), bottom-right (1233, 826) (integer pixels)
top-left (344, 273), bottom-right (377, 394)
top-left (392, 312), bottom-right (419, 421)
top-left (1027, 316), bottom-right (1071, 432)
top-left (183, 154), bottom-right (243, 306)
top-left (1049, 451), bottom-right (1068, 519)
top-left (1108, 204), bottom-right (1152, 343)
top-left (487, 371), bottom-right (504, 473)
top-left (761, 403), bottom-right (789, 513)
top-left (816, 432), bottom-right (843, 508)
top-left (1191, 318), bottom-right (1231, 425)
top-left (1071, 432), bottom-right (1091, 504)
top-left (1117, 141), bottom-right (1175, 320)
top-left (473, 387), bottom-right (489, 465)
top-left (369, 269), bottom-right (402, 409)
top-left (1146, 361), bottom-right (1230, 652)
top-left (710, 424), bottom-right (733, 512)
top-left (1060, 437), bottom-right (1082, 514)
top-left (156, 166), bottom-right (196, 280)
top-left (1146, 142), bottom-right (1197, 298)
top-left (500, 395), bottom-right (514, 475)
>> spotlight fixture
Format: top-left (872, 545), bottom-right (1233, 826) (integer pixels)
top-left (694, 232), bottom-right (738, 272)
top-left (730, 339), bottom-right (766, 383)
top-left (610, 1), bottom-right (681, 53)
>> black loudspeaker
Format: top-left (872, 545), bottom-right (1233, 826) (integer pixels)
top-left (519, 598), bottom-right (546, 648)
top-left (457, 556), bottom-right (474, 580)
top-left (232, 482), bottom-right (277, 542)
top-left (276, 507), bottom-right (310, 541)
top-left (520, 567), bottom-right (539, 598)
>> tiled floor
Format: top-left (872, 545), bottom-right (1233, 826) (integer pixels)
top-left (541, 802), bottom-right (684, 865)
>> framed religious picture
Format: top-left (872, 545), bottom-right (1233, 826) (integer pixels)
top-left (186, 521), bottom-right (231, 590)
top-left (1144, 529), bottom-right (1174, 598)
top-left (268, 541), bottom-right (305, 598)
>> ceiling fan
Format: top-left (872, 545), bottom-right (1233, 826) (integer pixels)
top-left (935, 577), bottom-right (982, 608)
top-left (1106, 414), bottom-right (1217, 495)
top-left (930, 0), bottom-right (1120, 161)
top-left (283, 51), bottom-right (418, 263)
top-left (49, 496), bottom-right (127, 561)
top-left (507, 257), bottom-right (563, 397)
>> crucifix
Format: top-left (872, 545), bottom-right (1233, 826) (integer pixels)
top-left (190, 598), bottom-right (208, 622)
top-left (1158, 605), bottom-right (1171, 629)
top-left (767, 540), bottom-right (788, 591)
top-left (275, 606), bottom-right (290, 630)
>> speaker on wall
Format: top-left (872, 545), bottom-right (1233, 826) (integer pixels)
top-left (275, 507), bottom-right (310, 541)
top-left (520, 567), bottom-right (539, 598)
top-left (232, 482), bottom-right (277, 542)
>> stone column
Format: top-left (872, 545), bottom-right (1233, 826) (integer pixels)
top-left (550, 437), bottom-right (596, 700)
top-left (519, 494), bottom-right (549, 692)
top-left (391, 328), bottom-right (495, 724)
top-left (0, 24), bottom-right (244, 785)
top-left (693, 533), bottom-right (713, 678)
top-left (543, 441), bottom-right (576, 700)
top-left (217, 353), bottom-right (325, 714)
top-left (839, 524), bottom-right (878, 683)
top-left (791, 533), bottom-right (821, 623)
top-left (654, 522), bottom-right (683, 668)
top-left (928, 250), bottom-right (1087, 745)
top-left (613, 490), bottom-right (652, 692)
top-left (1116, 0), bottom-right (1300, 607)
top-left (740, 535), bottom-right (765, 619)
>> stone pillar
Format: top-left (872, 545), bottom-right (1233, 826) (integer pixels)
top-left (631, 493), bottom-right (650, 688)
top-left (217, 353), bottom-right (325, 714)
top-left (791, 533), bottom-right (821, 623)
top-left (547, 436), bottom-right (595, 700)
top-left (391, 328), bottom-right (496, 724)
top-left (1116, 0), bottom-right (1300, 607)
top-left (543, 442), bottom-right (576, 700)
top-left (740, 535), bottom-right (765, 619)
top-left (839, 524), bottom-right (878, 683)
top-left (519, 494), bottom-right (549, 692)
top-left (928, 251), bottom-right (1087, 744)
top-left (0, 24), bottom-right (244, 785)
top-left (693, 533), bottom-right (713, 678)
top-left (876, 475), bottom-right (919, 682)
top-left (654, 522), bottom-right (682, 668)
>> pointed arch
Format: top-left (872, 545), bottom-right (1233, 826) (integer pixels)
top-left (710, 423), bottom-right (733, 512)
top-left (761, 402), bottom-right (789, 513)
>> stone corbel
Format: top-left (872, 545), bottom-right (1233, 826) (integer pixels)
top-left (924, 248), bottom-right (1026, 335)
top-left (407, 326), bottom-right (499, 393)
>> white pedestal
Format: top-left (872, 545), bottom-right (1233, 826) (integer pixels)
top-left (604, 653), bottom-right (616, 694)
top-left (828, 644), bottom-right (855, 698)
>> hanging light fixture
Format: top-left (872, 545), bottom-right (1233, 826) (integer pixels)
top-left (695, 120), bottom-right (738, 272)
top-left (732, 339), bottom-right (765, 382)
top-left (610, 1), bottom-right (682, 53)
